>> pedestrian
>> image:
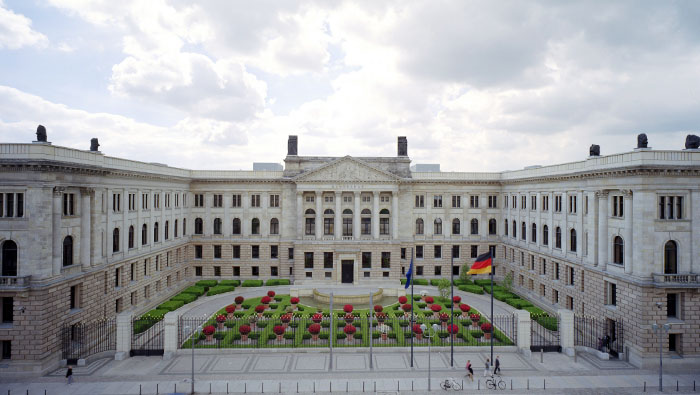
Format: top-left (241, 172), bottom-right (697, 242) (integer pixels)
top-left (465, 359), bottom-right (474, 381)
top-left (65, 366), bottom-right (73, 384)
top-left (493, 355), bottom-right (501, 375)
top-left (483, 358), bottom-right (490, 377)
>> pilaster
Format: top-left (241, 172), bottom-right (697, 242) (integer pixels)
top-left (80, 188), bottom-right (92, 270)
top-left (622, 189), bottom-right (633, 274)
top-left (392, 192), bottom-right (399, 239)
top-left (597, 190), bottom-right (609, 270)
top-left (315, 190), bottom-right (322, 239)
top-left (52, 187), bottom-right (63, 276)
top-left (372, 191), bottom-right (379, 239)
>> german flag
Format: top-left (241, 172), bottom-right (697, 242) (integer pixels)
top-left (467, 251), bottom-right (493, 275)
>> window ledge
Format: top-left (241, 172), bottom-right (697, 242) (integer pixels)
top-left (69, 308), bottom-right (82, 315)
top-left (0, 323), bottom-right (14, 329)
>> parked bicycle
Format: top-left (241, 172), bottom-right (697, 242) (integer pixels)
top-left (440, 378), bottom-right (463, 391)
top-left (485, 375), bottom-right (506, 390)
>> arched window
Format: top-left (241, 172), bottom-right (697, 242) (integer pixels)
top-left (251, 218), bottom-right (260, 235)
top-left (452, 218), bottom-right (460, 235)
top-left (305, 209), bottom-right (316, 215)
top-left (142, 224), bottom-right (148, 245)
top-left (270, 218), bottom-right (279, 235)
top-left (165, 221), bottom-right (169, 240)
top-left (570, 229), bottom-right (577, 252)
top-left (154, 222), bottom-right (159, 242)
top-left (128, 225), bottom-right (135, 249)
top-left (379, 209), bottom-right (390, 235)
top-left (183, 218), bottom-right (186, 236)
top-left (521, 222), bottom-right (526, 240)
top-left (434, 218), bottom-right (443, 235)
top-left (325, 209), bottom-right (335, 215)
top-left (62, 236), bottom-right (73, 267)
top-left (325, 210), bottom-right (336, 235)
top-left (305, 210), bottom-right (315, 236)
top-left (471, 218), bottom-right (479, 235)
top-left (542, 225), bottom-right (549, 246)
top-left (512, 220), bottom-right (517, 238)
top-left (504, 219), bottom-right (508, 236)
top-left (613, 236), bottom-right (624, 265)
top-left (342, 209), bottom-right (353, 236)
top-left (555, 227), bottom-right (562, 249)
top-left (664, 240), bottom-right (677, 274)
top-left (232, 218), bottom-right (241, 235)
top-left (489, 219), bottom-right (497, 235)
top-left (174, 219), bottom-right (178, 238)
top-left (194, 218), bottom-right (203, 235)
top-left (531, 223), bottom-right (537, 243)
top-left (380, 208), bottom-right (390, 215)
top-left (112, 228), bottom-right (120, 253)
top-left (1, 240), bottom-right (17, 276)
top-left (213, 218), bottom-right (222, 235)
top-left (416, 218), bottom-right (424, 235)
top-left (343, 209), bottom-right (353, 215)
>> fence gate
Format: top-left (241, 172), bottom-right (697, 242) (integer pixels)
top-left (131, 317), bottom-right (164, 356)
top-left (574, 316), bottom-right (624, 358)
top-left (61, 319), bottom-right (116, 365)
top-left (530, 314), bottom-right (561, 352)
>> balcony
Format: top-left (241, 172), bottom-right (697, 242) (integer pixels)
top-left (0, 275), bottom-right (31, 289)
top-left (652, 273), bottom-right (700, 287)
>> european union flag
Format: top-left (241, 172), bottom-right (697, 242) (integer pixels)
top-left (405, 255), bottom-right (413, 289)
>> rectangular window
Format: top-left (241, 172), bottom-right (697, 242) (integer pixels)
top-left (153, 193), bottom-right (160, 209)
top-left (252, 266), bottom-right (259, 276)
top-left (63, 193), bottom-right (75, 216)
top-left (142, 193), bottom-right (149, 210)
top-left (362, 252), bottom-right (371, 269)
top-left (361, 217), bottom-right (371, 235)
top-left (667, 293), bottom-right (679, 318)
top-left (194, 194), bottom-right (204, 207)
top-left (553, 289), bottom-right (559, 304)
top-left (69, 285), bottom-right (81, 310)
top-left (250, 194), bottom-right (261, 207)
top-left (305, 195), bottom-right (314, 203)
top-left (342, 218), bottom-right (352, 236)
top-left (130, 291), bottom-right (137, 306)
top-left (540, 284), bottom-right (546, 297)
top-left (470, 195), bottom-right (479, 208)
top-left (488, 195), bottom-right (497, 208)
top-left (531, 195), bottom-right (536, 210)
top-left (271, 266), bottom-right (278, 276)
top-left (213, 266), bottom-right (221, 276)
top-left (213, 194), bottom-right (223, 207)
top-left (379, 218), bottom-right (390, 235)
top-left (555, 195), bottom-right (562, 212)
top-left (452, 265), bottom-right (459, 276)
top-left (304, 252), bottom-right (314, 269)
top-left (232, 245), bottom-right (241, 259)
top-left (362, 195), bottom-right (370, 202)
top-left (269, 194), bottom-right (280, 207)
top-left (569, 266), bottom-right (575, 286)
top-left (128, 193), bottom-right (136, 211)
top-left (512, 196), bottom-right (516, 209)
top-left (489, 245), bottom-right (496, 258)
top-left (566, 296), bottom-right (573, 310)
top-left (195, 266), bottom-right (202, 276)
top-left (434, 266), bottom-right (442, 276)
top-left (521, 196), bottom-right (526, 210)
top-left (416, 245), bottom-right (423, 258)
top-left (288, 248), bottom-right (294, 260)
top-left (433, 195), bottom-right (442, 208)
top-left (434, 245), bottom-right (442, 259)
top-left (541, 195), bottom-right (549, 211)
top-left (605, 281), bottom-right (617, 306)
top-left (452, 245), bottom-right (459, 259)
top-left (569, 195), bottom-right (577, 214)
top-left (452, 195), bottom-right (461, 208)
top-left (659, 195), bottom-right (683, 219)
top-left (306, 272), bottom-right (312, 278)
top-left (251, 245), bottom-right (259, 259)
top-left (554, 262), bottom-right (560, 280)
top-left (401, 248), bottom-right (406, 260)
top-left (233, 266), bottom-right (240, 276)
top-left (470, 245), bottom-right (478, 258)
top-left (416, 266), bottom-right (424, 276)
top-left (305, 218), bottom-right (315, 235)
top-left (325, 195), bottom-right (334, 203)
top-left (343, 195), bottom-right (352, 203)
top-left (271, 245), bottom-right (278, 259)
top-left (114, 267), bottom-right (121, 288)
top-left (195, 245), bottom-right (203, 259)
top-left (112, 193), bottom-right (121, 212)
top-left (232, 194), bottom-right (242, 207)
top-left (381, 252), bottom-right (390, 268)
top-left (213, 245), bottom-right (222, 259)
top-left (1, 340), bottom-right (11, 360)
top-left (324, 252), bottom-right (333, 269)
top-left (415, 195), bottom-right (424, 208)
top-left (612, 195), bottom-right (624, 217)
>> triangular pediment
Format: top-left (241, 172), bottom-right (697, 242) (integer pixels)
top-left (293, 156), bottom-right (400, 182)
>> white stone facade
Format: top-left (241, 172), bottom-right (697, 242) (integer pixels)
top-left (0, 138), bottom-right (698, 373)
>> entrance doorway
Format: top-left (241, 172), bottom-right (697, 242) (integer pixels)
top-left (341, 260), bottom-right (353, 283)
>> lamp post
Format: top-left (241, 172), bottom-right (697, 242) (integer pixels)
top-left (651, 322), bottom-right (670, 392)
top-left (421, 323), bottom-right (439, 392)
top-left (184, 325), bottom-right (197, 395)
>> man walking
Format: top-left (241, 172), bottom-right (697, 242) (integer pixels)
top-left (493, 356), bottom-right (501, 376)
top-left (483, 358), bottom-right (490, 377)
top-left (65, 366), bottom-right (73, 384)
top-left (465, 359), bottom-right (474, 381)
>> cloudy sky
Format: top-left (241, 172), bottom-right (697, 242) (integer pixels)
top-left (1, 1), bottom-right (699, 171)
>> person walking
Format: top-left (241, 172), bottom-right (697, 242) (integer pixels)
top-left (465, 359), bottom-right (474, 381)
top-left (493, 355), bottom-right (501, 375)
top-left (483, 358), bottom-right (490, 377)
top-left (65, 366), bottom-right (73, 385)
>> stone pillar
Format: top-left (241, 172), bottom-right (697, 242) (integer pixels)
top-left (91, 189), bottom-right (103, 266)
top-left (577, 191), bottom-right (584, 259)
top-left (548, 193), bottom-right (554, 252)
top-left (353, 191), bottom-right (360, 238)
top-left (597, 191), bottom-right (609, 270)
top-left (114, 311), bottom-right (133, 360)
top-left (52, 187), bottom-right (63, 276)
top-left (514, 310), bottom-right (531, 355)
top-left (623, 190), bottom-right (633, 274)
top-left (535, 192), bottom-right (542, 247)
top-left (562, 191), bottom-right (568, 254)
top-left (315, 191), bottom-right (322, 239)
top-left (392, 192), bottom-right (399, 239)
top-left (334, 192), bottom-right (341, 238)
top-left (558, 309), bottom-right (575, 356)
top-left (372, 191), bottom-right (379, 238)
top-left (163, 311), bottom-right (181, 359)
top-left (296, 191), bottom-right (303, 238)
top-left (80, 188), bottom-right (92, 270)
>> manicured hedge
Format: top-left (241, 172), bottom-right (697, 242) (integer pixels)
top-left (506, 298), bottom-right (533, 309)
top-left (195, 280), bottom-right (218, 289)
top-left (219, 280), bottom-right (240, 286)
top-left (242, 280), bottom-right (264, 287)
top-left (171, 293), bottom-right (197, 304)
top-left (493, 291), bottom-right (516, 301)
top-left (523, 306), bottom-right (547, 316)
top-left (207, 285), bottom-right (236, 296)
top-left (158, 300), bottom-right (184, 311)
top-left (182, 286), bottom-right (206, 297)
top-left (265, 279), bottom-right (291, 286)
top-left (458, 285), bottom-right (484, 294)
top-left (483, 285), bottom-right (506, 294)
top-left (400, 278), bottom-right (430, 285)
top-left (429, 279), bottom-right (443, 286)
top-left (534, 315), bottom-right (558, 331)
top-left (474, 279), bottom-right (496, 287)
top-left (453, 279), bottom-right (473, 286)
top-left (134, 309), bottom-right (169, 334)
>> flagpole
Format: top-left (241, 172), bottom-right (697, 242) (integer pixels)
top-left (450, 255), bottom-right (454, 367)
top-left (490, 262), bottom-right (494, 369)
top-left (410, 247), bottom-right (414, 368)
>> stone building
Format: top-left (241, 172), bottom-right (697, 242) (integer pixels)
top-left (0, 132), bottom-right (698, 374)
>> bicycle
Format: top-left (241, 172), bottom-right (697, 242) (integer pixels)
top-left (485, 375), bottom-right (506, 390)
top-left (440, 378), bottom-right (463, 391)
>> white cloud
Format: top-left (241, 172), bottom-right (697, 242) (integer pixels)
top-left (0, 1), bottom-right (48, 49)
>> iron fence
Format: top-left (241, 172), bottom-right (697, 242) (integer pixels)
top-left (61, 319), bottom-right (116, 364)
top-left (574, 315), bottom-right (624, 357)
top-left (530, 314), bottom-right (561, 352)
top-left (131, 317), bottom-right (164, 356)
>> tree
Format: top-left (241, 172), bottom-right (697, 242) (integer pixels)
top-left (502, 271), bottom-right (514, 293)
top-left (459, 264), bottom-right (470, 282)
top-left (437, 278), bottom-right (451, 300)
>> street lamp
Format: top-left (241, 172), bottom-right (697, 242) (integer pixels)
top-left (651, 322), bottom-right (670, 392)
top-left (184, 325), bottom-right (197, 395)
top-left (420, 323), bottom-right (439, 392)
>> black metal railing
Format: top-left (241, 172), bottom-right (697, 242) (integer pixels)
top-left (574, 315), bottom-right (624, 357)
top-left (530, 314), bottom-right (561, 352)
top-left (131, 317), bottom-right (165, 356)
top-left (61, 319), bottom-right (116, 364)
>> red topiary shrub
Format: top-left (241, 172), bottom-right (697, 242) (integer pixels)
top-left (312, 313), bottom-right (323, 323)
top-left (290, 297), bottom-right (300, 305)
top-left (459, 304), bottom-right (471, 312)
top-left (235, 296), bottom-right (245, 304)
top-left (216, 314), bottom-right (226, 323)
top-left (261, 296), bottom-right (272, 304)
top-left (255, 305), bottom-right (266, 314)
top-left (470, 313), bottom-right (480, 320)
top-left (267, 290), bottom-right (276, 298)
top-left (202, 325), bottom-right (215, 336)
top-left (280, 313), bottom-right (292, 323)
top-left (239, 325), bottom-right (251, 335)
top-left (447, 324), bottom-right (459, 334)
top-left (452, 295), bottom-right (461, 303)
top-left (402, 304), bottom-right (412, 312)
top-left (438, 312), bottom-right (449, 321)
top-left (412, 324), bottom-right (423, 334)
top-left (308, 323), bottom-right (321, 334)
top-left (425, 296), bottom-right (434, 304)
top-left (480, 323), bottom-right (492, 333)
top-left (398, 296), bottom-right (408, 304)
top-left (343, 324), bottom-right (356, 335)
top-left (225, 305), bottom-right (236, 314)
top-left (343, 304), bottom-right (353, 313)
top-left (374, 305), bottom-right (383, 312)
top-left (430, 304), bottom-right (442, 312)
top-left (273, 325), bottom-right (285, 336)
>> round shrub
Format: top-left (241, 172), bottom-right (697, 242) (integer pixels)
top-left (459, 303), bottom-right (471, 312)
top-left (239, 325), bottom-right (251, 335)
top-left (425, 296), bottom-right (434, 304)
top-left (273, 325), bottom-right (285, 336)
top-left (216, 314), bottom-right (226, 323)
top-left (343, 324), bottom-right (356, 335)
top-left (235, 296), bottom-right (245, 304)
top-left (402, 304), bottom-right (412, 312)
top-left (202, 325), bottom-right (215, 336)
top-left (469, 313), bottom-right (480, 320)
top-left (308, 323), bottom-right (321, 334)
top-left (430, 304), bottom-right (442, 313)
top-left (343, 304), bottom-right (353, 313)
top-left (261, 296), bottom-right (272, 304)
top-left (447, 324), bottom-right (459, 334)
top-left (452, 295), bottom-right (461, 303)
top-left (290, 297), bottom-right (300, 305)
top-left (398, 296), bottom-right (408, 304)
top-left (374, 305), bottom-right (383, 312)
top-left (439, 312), bottom-right (449, 321)
top-left (480, 323), bottom-right (492, 333)
top-left (280, 313), bottom-right (292, 323)
top-left (312, 313), bottom-right (323, 323)
top-left (225, 305), bottom-right (236, 314)
top-left (267, 291), bottom-right (276, 298)
top-left (255, 305), bottom-right (266, 314)
top-left (412, 324), bottom-right (423, 334)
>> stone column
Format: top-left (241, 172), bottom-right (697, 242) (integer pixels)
top-left (392, 191), bottom-right (399, 239)
top-left (514, 309), bottom-right (532, 355)
top-left (558, 309), bottom-right (575, 356)
top-left (535, 192), bottom-right (541, 247)
top-left (623, 190), bottom-right (633, 274)
top-left (353, 191), bottom-right (360, 238)
top-left (597, 190), bottom-right (609, 270)
top-left (548, 193), bottom-right (554, 252)
top-left (296, 191), bottom-right (303, 238)
top-left (80, 188), bottom-right (92, 270)
top-left (136, 189), bottom-right (142, 252)
top-left (372, 191), bottom-right (380, 238)
top-left (163, 311), bottom-right (181, 359)
top-left (315, 191), bottom-right (322, 239)
top-left (114, 311), bottom-right (133, 360)
top-left (91, 189), bottom-right (103, 266)
top-left (562, 191), bottom-right (568, 254)
top-left (52, 187), bottom-right (64, 276)
top-left (334, 192), bottom-right (341, 238)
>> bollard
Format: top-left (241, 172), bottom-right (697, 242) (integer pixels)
top-left (140, 384), bottom-right (142, 395)
top-left (245, 382), bottom-right (247, 393)
top-left (297, 382), bottom-right (299, 393)
top-left (544, 379), bottom-right (546, 390)
top-left (279, 382), bottom-right (281, 393)
top-left (374, 381), bottom-right (376, 393)
top-left (644, 381), bottom-right (646, 392)
top-left (227, 382), bottom-right (229, 394)
top-left (527, 379), bottom-right (530, 390)
top-left (347, 381), bottom-right (349, 392)
top-left (540, 349), bottom-right (543, 363)
top-left (157, 383), bottom-right (159, 394)
top-left (511, 379), bottom-right (513, 390)
top-left (262, 382), bottom-right (264, 393)
top-left (677, 380), bottom-right (679, 391)
top-left (478, 380), bottom-right (480, 390)
top-left (330, 381), bottom-right (331, 392)
top-left (211, 382), bottom-right (213, 394)
top-left (412, 380), bottom-right (414, 391)
top-left (363, 381), bottom-right (365, 392)
top-left (314, 381), bottom-right (315, 393)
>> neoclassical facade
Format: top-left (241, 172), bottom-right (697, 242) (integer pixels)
top-left (0, 133), bottom-right (698, 374)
